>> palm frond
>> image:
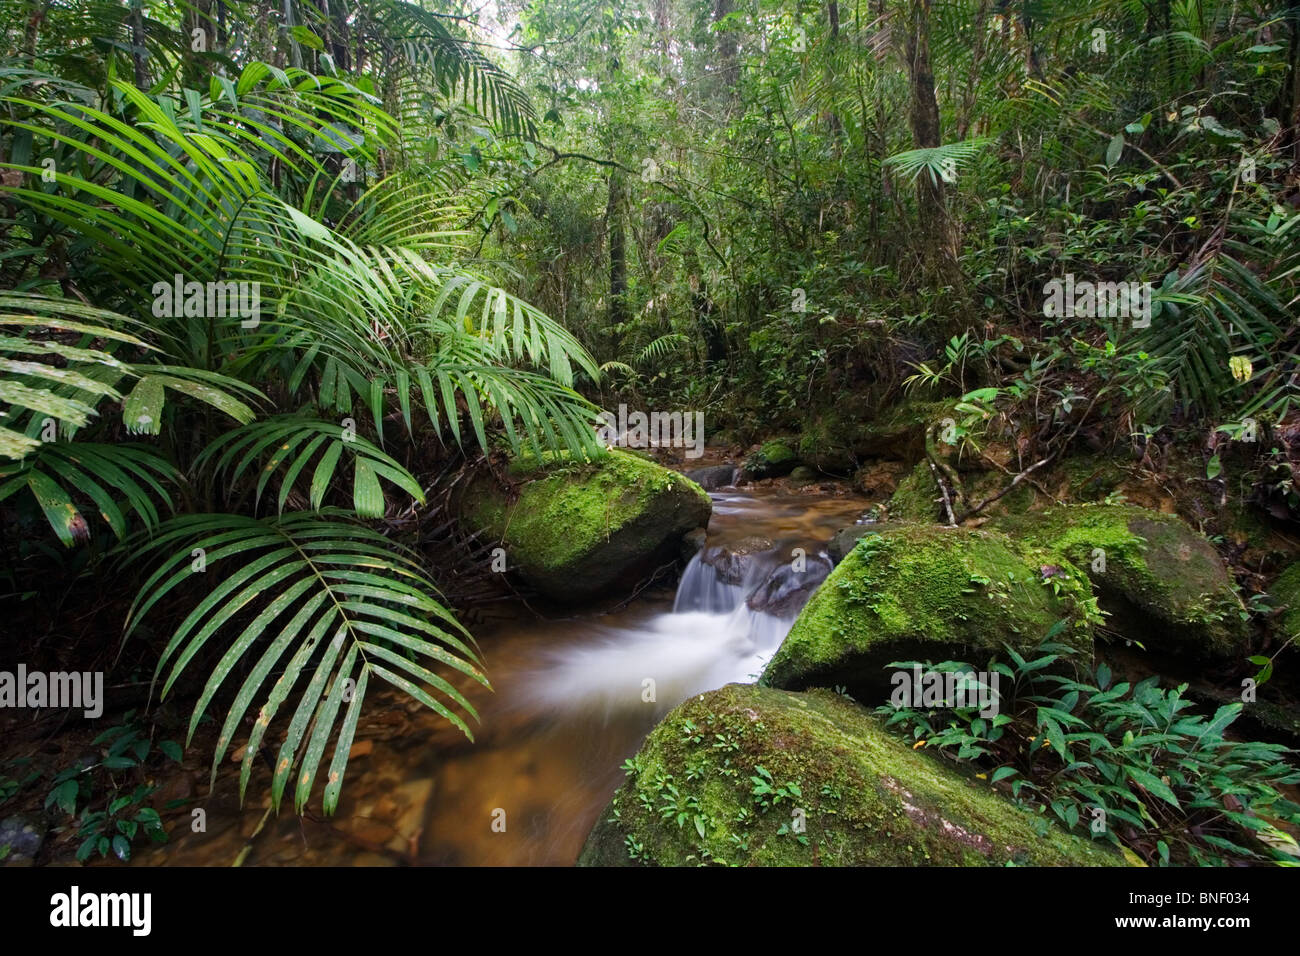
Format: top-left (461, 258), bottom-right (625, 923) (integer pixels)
top-left (882, 137), bottom-right (994, 186)
top-left (195, 416), bottom-right (425, 517)
top-left (0, 294), bottom-right (148, 458)
top-left (0, 442), bottom-right (177, 545)
top-left (125, 510), bottom-right (487, 813)
top-left (371, 0), bottom-right (538, 139)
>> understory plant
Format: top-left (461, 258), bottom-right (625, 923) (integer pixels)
top-left (876, 622), bottom-right (1300, 866)
top-left (0, 4), bottom-right (602, 818)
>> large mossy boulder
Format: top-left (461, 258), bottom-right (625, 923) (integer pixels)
top-left (762, 524), bottom-right (1095, 697)
top-left (460, 451), bottom-right (711, 603)
top-left (578, 684), bottom-right (1122, 867)
top-left (885, 459), bottom-right (941, 521)
top-left (827, 521), bottom-right (902, 563)
top-left (992, 504), bottom-right (1249, 657)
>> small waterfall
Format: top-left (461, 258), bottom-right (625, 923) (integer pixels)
top-left (520, 546), bottom-right (820, 717)
top-left (671, 547), bottom-right (774, 614)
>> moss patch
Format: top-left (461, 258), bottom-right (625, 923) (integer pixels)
top-left (1269, 561), bottom-right (1300, 647)
top-left (742, 440), bottom-right (800, 479)
top-left (460, 450), bottom-right (711, 603)
top-left (886, 459), bottom-right (940, 521)
top-left (960, 467), bottom-right (1037, 516)
top-left (762, 523), bottom-right (1096, 697)
top-left (1059, 454), bottom-right (1128, 503)
top-left (992, 504), bottom-right (1249, 657)
top-left (578, 684), bottom-right (1123, 867)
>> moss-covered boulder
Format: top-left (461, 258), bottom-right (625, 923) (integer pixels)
top-left (992, 504), bottom-right (1249, 657)
top-left (761, 524), bottom-right (1096, 697)
top-left (887, 456), bottom-right (1042, 523)
top-left (460, 451), bottom-right (712, 603)
top-left (740, 440), bottom-right (799, 480)
top-left (759, 522), bottom-right (1097, 697)
top-left (827, 521), bottom-right (899, 563)
top-left (578, 684), bottom-right (1122, 867)
top-left (789, 465), bottom-right (818, 485)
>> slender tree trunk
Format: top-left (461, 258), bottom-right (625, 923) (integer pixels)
top-left (1280, 8), bottom-right (1300, 165)
top-left (714, 0), bottom-right (739, 96)
top-left (825, 2), bottom-right (844, 147)
top-left (606, 171), bottom-right (627, 353)
top-left (956, 0), bottom-right (992, 139)
top-left (22, 1), bottom-right (44, 66)
top-left (902, 0), bottom-right (959, 285)
top-left (131, 0), bottom-right (148, 88)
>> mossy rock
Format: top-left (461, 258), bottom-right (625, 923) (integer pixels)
top-left (1268, 562), bottom-right (1300, 649)
top-left (799, 399), bottom-right (952, 473)
top-left (886, 459), bottom-right (940, 521)
top-left (762, 523), bottom-right (1096, 698)
top-left (992, 504), bottom-right (1249, 658)
top-left (578, 684), bottom-right (1123, 867)
top-left (960, 468), bottom-right (1037, 517)
top-left (827, 521), bottom-right (901, 563)
top-left (741, 440), bottom-right (799, 480)
top-left (1059, 455), bottom-right (1128, 502)
top-left (459, 451), bottom-right (711, 603)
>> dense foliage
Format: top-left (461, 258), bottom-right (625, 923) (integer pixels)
top-left (2, 0), bottom-right (1299, 867)
top-left (877, 624), bottom-right (1300, 866)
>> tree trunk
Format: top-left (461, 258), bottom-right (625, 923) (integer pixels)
top-left (606, 171), bottom-right (627, 353)
top-left (1280, 8), bottom-right (1300, 165)
top-left (713, 0), bottom-right (739, 95)
top-left (825, 2), bottom-right (844, 146)
top-left (902, 0), bottom-right (959, 286)
top-left (131, 0), bottom-right (148, 88)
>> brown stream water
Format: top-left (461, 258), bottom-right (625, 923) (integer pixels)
top-left (134, 486), bottom-right (873, 866)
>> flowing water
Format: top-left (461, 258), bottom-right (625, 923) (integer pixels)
top-left (136, 485), bottom-right (873, 866)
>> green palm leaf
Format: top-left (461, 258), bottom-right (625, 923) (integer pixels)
top-left (0, 442), bottom-right (177, 544)
top-left (125, 511), bottom-right (487, 813)
top-left (195, 416), bottom-right (425, 517)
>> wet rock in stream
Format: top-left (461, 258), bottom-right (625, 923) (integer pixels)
top-left (699, 535), bottom-right (776, 585)
top-left (745, 553), bottom-right (833, 616)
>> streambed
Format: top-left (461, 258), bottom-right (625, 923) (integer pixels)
top-left (135, 486), bottom-right (873, 866)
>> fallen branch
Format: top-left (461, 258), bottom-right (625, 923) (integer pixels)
top-left (954, 453), bottom-right (1054, 523)
top-left (925, 453), bottom-right (958, 526)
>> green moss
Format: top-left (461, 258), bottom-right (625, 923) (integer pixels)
top-left (886, 460), bottom-right (939, 521)
top-left (962, 468), bottom-right (1036, 516)
top-left (759, 440), bottom-right (795, 465)
top-left (993, 504), bottom-right (1249, 657)
top-left (461, 450), bottom-right (711, 602)
top-left (796, 416), bottom-right (849, 471)
top-left (1059, 455), bottom-right (1127, 502)
top-left (762, 523), bottom-right (1096, 695)
top-left (578, 684), bottom-right (1123, 867)
top-left (1269, 562), bottom-right (1300, 644)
